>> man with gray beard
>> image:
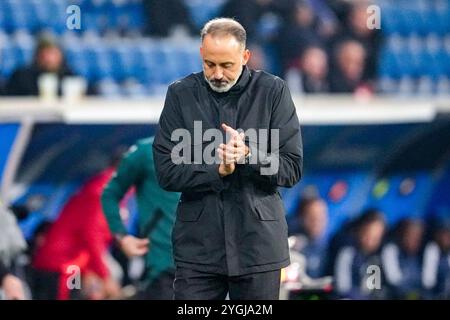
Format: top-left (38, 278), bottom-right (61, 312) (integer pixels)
top-left (153, 18), bottom-right (303, 300)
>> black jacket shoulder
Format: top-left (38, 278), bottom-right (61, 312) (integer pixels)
top-left (168, 72), bottom-right (201, 94)
top-left (250, 69), bottom-right (285, 89)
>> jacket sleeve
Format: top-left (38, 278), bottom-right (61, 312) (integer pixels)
top-left (101, 144), bottom-right (145, 235)
top-left (243, 79), bottom-right (303, 188)
top-left (153, 85), bottom-right (226, 193)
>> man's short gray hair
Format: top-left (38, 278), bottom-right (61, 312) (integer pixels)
top-left (201, 18), bottom-right (246, 48)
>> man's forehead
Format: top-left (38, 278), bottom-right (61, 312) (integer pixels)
top-left (202, 34), bottom-right (243, 52)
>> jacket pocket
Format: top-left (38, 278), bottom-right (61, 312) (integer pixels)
top-left (254, 193), bottom-right (285, 221)
top-left (177, 200), bottom-right (204, 222)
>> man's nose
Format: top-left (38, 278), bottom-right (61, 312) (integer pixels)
top-left (213, 67), bottom-right (224, 80)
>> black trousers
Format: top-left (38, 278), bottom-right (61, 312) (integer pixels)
top-left (138, 270), bottom-right (175, 300)
top-left (29, 268), bottom-right (60, 300)
top-left (173, 267), bottom-right (281, 300)
top-left (29, 268), bottom-right (82, 300)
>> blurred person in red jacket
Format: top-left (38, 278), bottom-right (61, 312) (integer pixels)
top-left (30, 165), bottom-right (123, 300)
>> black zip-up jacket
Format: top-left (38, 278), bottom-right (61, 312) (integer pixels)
top-left (153, 66), bottom-right (303, 276)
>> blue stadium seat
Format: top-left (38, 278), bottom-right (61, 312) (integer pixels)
top-left (395, 50), bottom-right (415, 78)
top-left (422, 8), bottom-right (439, 36)
top-left (135, 42), bottom-right (169, 85)
top-left (379, 47), bottom-right (400, 79)
top-left (426, 166), bottom-right (450, 218)
top-left (43, 0), bottom-right (68, 34)
top-left (4, 0), bottom-right (29, 33)
top-left (75, 0), bottom-right (145, 34)
top-left (435, 76), bottom-right (450, 95)
top-left (377, 76), bottom-right (398, 95)
top-left (402, 8), bottom-right (423, 36)
top-left (0, 41), bottom-right (19, 78)
top-left (381, 6), bottom-right (400, 37)
top-left (115, 44), bottom-right (141, 81)
top-left (97, 78), bottom-right (122, 97)
top-left (184, 0), bottom-right (226, 28)
top-left (169, 46), bottom-right (199, 80)
top-left (127, 1), bottom-right (146, 32)
top-left (0, 2), bottom-right (5, 31)
top-left (13, 40), bottom-right (34, 67)
top-left (109, 1), bottom-right (126, 31)
top-left (30, 0), bottom-right (49, 32)
top-left (435, 6), bottom-right (450, 36)
top-left (65, 44), bottom-right (91, 80)
top-left (91, 46), bottom-right (113, 81)
top-left (122, 79), bottom-right (148, 97)
top-left (421, 50), bottom-right (444, 80)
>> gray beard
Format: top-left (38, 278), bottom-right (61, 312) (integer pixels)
top-left (204, 67), bottom-right (243, 93)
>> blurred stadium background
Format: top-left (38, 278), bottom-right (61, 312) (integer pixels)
top-left (1, 0), bottom-right (450, 300)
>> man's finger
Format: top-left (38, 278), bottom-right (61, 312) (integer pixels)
top-left (223, 144), bottom-right (241, 155)
top-left (217, 148), bottom-right (224, 160)
top-left (219, 145), bottom-right (236, 156)
top-left (230, 132), bottom-right (245, 147)
top-left (135, 247), bottom-right (148, 256)
top-left (137, 242), bottom-right (149, 249)
top-left (218, 148), bottom-right (236, 164)
top-left (232, 137), bottom-right (245, 148)
top-left (222, 123), bottom-right (239, 138)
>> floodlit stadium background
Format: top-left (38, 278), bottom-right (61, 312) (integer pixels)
top-left (1, 0), bottom-right (450, 300)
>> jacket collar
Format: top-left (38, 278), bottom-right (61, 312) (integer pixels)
top-left (230, 65), bottom-right (251, 94)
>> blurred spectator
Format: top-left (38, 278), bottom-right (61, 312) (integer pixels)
top-left (343, 1), bottom-right (380, 81)
top-left (4, 35), bottom-right (75, 96)
top-left (0, 260), bottom-right (25, 300)
top-left (0, 204), bottom-right (28, 268)
top-left (323, 215), bottom-right (358, 277)
top-left (381, 219), bottom-right (424, 299)
top-left (30, 165), bottom-right (122, 300)
top-left (278, 0), bottom-right (325, 71)
top-left (290, 197), bottom-right (329, 278)
top-left (222, 0), bottom-right (292, 35)
top-left (0, 203), bottom-right (27, 300)
top-left (102, 137), bottom-right (180, 300)
top-left (329, 39), bottom-right (370, 93)
top-left (26, 221), bottom-right (53, 258)
top-left (307, 0), bottom-right (339, 38)
top-left (246, 44), bottom-right (268, 71)
top-left (143, 0), bottom-right (198, 37)
top-left (329, 1), bottom-right (381, 81)
top-left (286, 45), bottom-right (329, 94)
top-left (422, 217), bottom-right (450, 299)
top-left (334, 209), bottom-right (386, 299)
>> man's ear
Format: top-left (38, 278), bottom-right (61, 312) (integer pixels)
top-left (243, 49), bottom-right (251, 65)
top-left (200, 46), bottom-right (204, 58)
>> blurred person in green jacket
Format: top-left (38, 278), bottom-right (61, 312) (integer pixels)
top-left (102, 137), bottom-right (180, 299)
